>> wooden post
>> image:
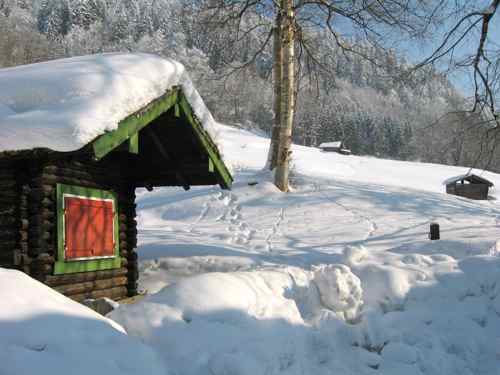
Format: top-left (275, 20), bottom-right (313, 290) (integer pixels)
top-left (429, 223), bottom-right (440, 240)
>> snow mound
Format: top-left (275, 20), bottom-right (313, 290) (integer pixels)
top-left (0, 53), bottom-right (220, 152)
top-left (0, 268), bottom-right (167, 375)
top-left (110, 266), bottom-right (368, 374)
top-left (312, 264), bottom-right (363, 321)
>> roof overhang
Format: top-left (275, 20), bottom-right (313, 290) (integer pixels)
top-left (90, 86), bottom-right (232, 189)
top-left (443, 174), bottom-right (493, 187)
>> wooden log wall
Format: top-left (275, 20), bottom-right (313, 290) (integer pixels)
top-left (1, 155), bottom-right (139, 302)
top-left (0, 170), bottom-right (20, 269)
top-left (118, 186), bottom-right (139, 297)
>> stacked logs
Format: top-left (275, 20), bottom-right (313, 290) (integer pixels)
top-left (117, 187), bottom-right (139, 297)
top-left (45, 267), bottom-right (129, 301)
top-left (0, 170), bottom-right (19, 268)
top-left (28, 165), bottom-right (56, 281)
top-left (1, 156), bottom-right (139, 302)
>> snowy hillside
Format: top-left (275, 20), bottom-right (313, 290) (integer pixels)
top-left (109, 124), bottom-right (500, 375)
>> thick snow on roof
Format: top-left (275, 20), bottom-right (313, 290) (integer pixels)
top-left (319, 141), bottom-right (342, 148)
top-left (442, 173), bottom-right (494, 186)
top-left (0, 53), bottom-right (219, 153)
top-left (442, 174), bottom-right (469, 185)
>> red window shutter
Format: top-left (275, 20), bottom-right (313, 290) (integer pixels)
top-left (64, 197), bottom-right (115, 259)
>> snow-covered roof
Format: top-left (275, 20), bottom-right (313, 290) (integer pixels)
top-left (443, 173), bottom-right (494, 187)
top-left (319, 141), bottom-right (342, 148)
top-left (0, 53), bottom-right (219, 153)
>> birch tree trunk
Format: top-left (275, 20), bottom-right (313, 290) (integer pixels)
top-left (266, 13), bottom-right (282, 171)
top-left (273, 0), bottom-right (295, 192)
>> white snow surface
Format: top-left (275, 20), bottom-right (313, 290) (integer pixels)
top-left (0, 268), bottom-right (167, 375)
top-left (108, 124), bottom-right (500, 375)
top-left (0, 53), bottom-right (220, 152)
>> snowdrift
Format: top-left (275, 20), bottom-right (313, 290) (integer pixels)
top-left (112, 255), bottom-right (500, 375)
top-left (0, 268), bottom-right (167, 375)
top-left (110, 265), bottom-right (364, 375)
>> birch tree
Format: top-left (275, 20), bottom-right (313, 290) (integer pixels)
top-left (201, 0), bottom-right (451, 191)
top-left (272, 0), bottom-right (294, 191)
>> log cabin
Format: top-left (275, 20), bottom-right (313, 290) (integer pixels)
top-left (0, 54), bottom-right (232, 301)
top-left (318, 141), bottom-right (352, 155)
top-left (444, 174), bottom-right (493, 200)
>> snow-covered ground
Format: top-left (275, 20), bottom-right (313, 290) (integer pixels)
top-left (1, 123), bottom-right (499, 375)
top-left (109, 124), bottom-right (500, 375)
top-left (0, 268), bottom-right (167, 375)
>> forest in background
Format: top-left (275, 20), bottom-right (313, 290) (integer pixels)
top-left (1, 0), bottom-right (498, 171)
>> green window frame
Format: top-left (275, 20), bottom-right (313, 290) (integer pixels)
top-left (54, 184), bottom-right (121, 275)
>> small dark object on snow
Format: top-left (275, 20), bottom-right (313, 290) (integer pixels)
top-left (248, 181), bottom-right (258, 186)
top-left (429, 223), bottom-right (440, 240)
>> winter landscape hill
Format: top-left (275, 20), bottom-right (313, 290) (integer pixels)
top-left (3, 123), bottom-right (500, 375)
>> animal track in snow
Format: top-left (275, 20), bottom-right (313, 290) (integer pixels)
top-left (265, 208), bottom-right (285, 252)
top-left (216, 191), bottom-right (256, 246)
top-left (186, 199), bottom-right (212, 233)
top-left (315, 182), bottom-right (378, 241)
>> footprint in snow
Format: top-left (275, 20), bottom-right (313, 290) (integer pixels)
top-left (217, 191), bottom-right (256, 247)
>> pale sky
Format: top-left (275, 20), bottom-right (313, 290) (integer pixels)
top-left (333, 1), bottom-right (500, 99)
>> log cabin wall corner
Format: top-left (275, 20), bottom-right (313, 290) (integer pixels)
top-left (0, 155), bottom-right (139, 302)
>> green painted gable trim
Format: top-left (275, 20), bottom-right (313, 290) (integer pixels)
top-left (92, 87), bottom-right (180, 159)
top-left (177, 92), bottom-right (233, 189)
top-left (128, 132), bottom-right (139, 154)
top-left (54, 184), bottom-right (121, 275)
top-left (208, 158), bottom-right (215, 173)
top-left (90, 86), bottom-right (233, 189)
